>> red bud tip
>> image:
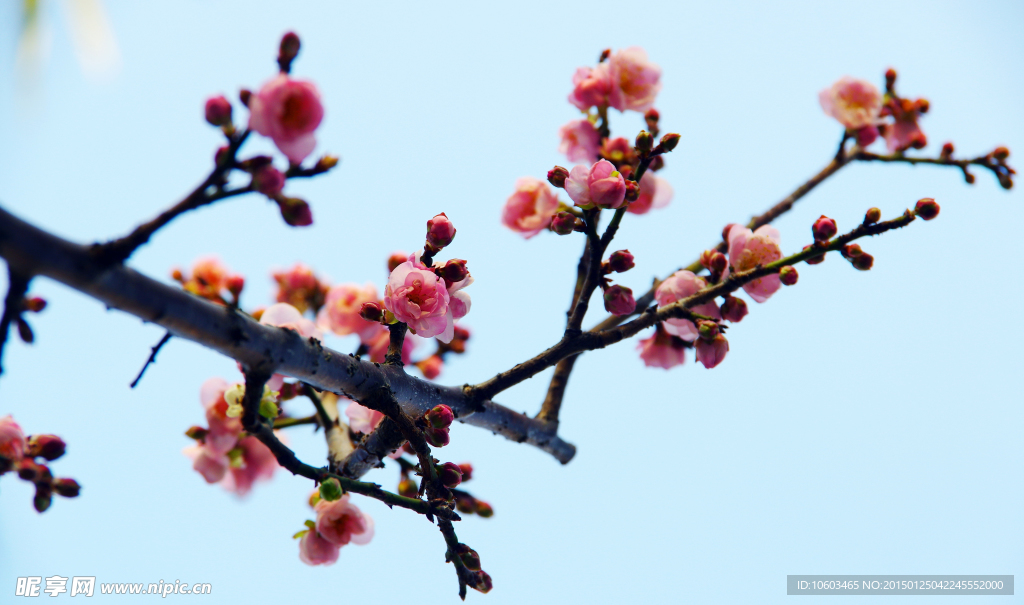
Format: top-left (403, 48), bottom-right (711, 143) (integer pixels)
top-left (550, 211), bottom-right (576, 235)
top-left (914, 198), bottom-right (940, 221)
top-left (53, 478), bottom-right (81, 498)
top-left (547, 166), bottom-right (569, 188)
top-left (436, 259), bottom-right (469, 284)
top-left (204, 95), bottom-right (233, 127)
top-left (779, 266), bottom-right (798, 286)
top-left (387, 252), bottom-right (408, 273)
top-left (812, 215), bottom-right (838, 242)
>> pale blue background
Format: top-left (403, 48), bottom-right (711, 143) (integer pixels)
top-left (1, 1), bottom-right (1021, 603)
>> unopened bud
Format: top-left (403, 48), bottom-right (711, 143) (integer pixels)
top-left (455, 492), bottom-right (477, 513)
top-left (550, 211), bottom-right (576, 235)
top-left (277, 197), bottom-right (313, 227)
top-left (34, 485), bottom-right (52, 513)
top-left (864, 207), bottom-right (882, 224)
top-left (603, 285), bottom-right (636, 316)
top-left (398, 478), bottom-right (418, 499)
top-left (914, 198), bottom-right (940, 221)
top-left (802, 245), bottom-right (826, 265)
top-left (319, 477), bottom-right (343, 502)
top-left (964, 171), bottom-right (976, 185)
top-left (226, 275), bottom-right (245, 298)
top-left (940, 142), bottom-right (955, 159)
top-left (842, 243), bottom-right (863, 259)
top-left (416, 355), bottom-right (443, 380)
top-left (24, 297), bottom-right (47, 313)
top-left (315, 155), bottom-right (339, 171)
top-left (916, 98), bottom-right (930, 114)
top-left (607, 250), bottom-right (635, 273)
top-left (26, 435), bottom-right (66, 461)
top-left (885, 68), bottom-right (897, 90)
top-left (547, 166), bottom-right (569, 188)
top-left (656, 132), bottom-right (680, 153)
top-left (635, 130), bottom-right (653, 154)
top-left (52, 478), bottom-right (81, 498)
top-left (425, 404), bottom-right (454, 429)
top-left (779, 265), bottom-right (798, 286)
top-left (359, 302), bottom-right (384, 323)
top-left (425, 427), bottom-right (450, 448)
top-left (697, 320), bottom-right (719, 341)
top-left (238, 89), bottom-right (252, 107)
top-left (457, 463), bottom-right (473, 482)
top-left (624, 179), bottom-right (640, 202)
top-left (253, 165), bottom-right (285, 196)
top-left (438, 462), bottom-right (463, 488)
top-left (474, 500), bottom-right (494, 518)
top-left (720, 296), bottom-right (748, 323)
top-left (473, 571), bottom-right (494, 594)
top-left (455, 543), bottom-right (481, 571)
top-left (855, 125), bottom-right (879, 147)
top-left (387, 252), bottom-right (407, 273)
top-left (278, 32), bottom-right (301, 73)
top-left (852, 252), bottom-right (874, 271)
top-left (437, 259), bottom-right (469, 284)
top-left (426, 213), bottom-right (456, 249)
top-left (214, 145), bottom-right (232, 168)
top-left (185, 426), bottom-right (208, 442)
top-left (710, 252), bottom-right (727, 273)
top-left (993, 146), bottom-right (1010, 161)
top-left (16, 318), bottom-right (33, 343)
top-left (644, 108), bottom-right (660, 124)
top-left (204, 95), bottom-right (233, 127)
top-left (812, 215), bottom-right (838, 242)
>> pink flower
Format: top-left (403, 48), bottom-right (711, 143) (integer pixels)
top-left (608, 47), bottom-right (662, 113)
top-left (384, 262), bottom-right (458, 342)
top-left (727, 225), bottom-right (783, 303)
top-left (0, 415), bottom-right (27, 460)
top-left (559, 119), bottom-right (601, 164)
top-left (260, 302), bottom-right (324, 340)
top-left (603, 285), bottom-right (636, 315)
top-left (272, 263), bottom-right (325, 314)
top-left (298, 529), bottom-right (340, 566)
top-left (317, 283), bottom-right (380, 341)
top-left (565, 159), bottom-right (627, 209)
top-left (627, 172), bottom-right (673, 215)
top-left (183, 445), bottom-right (229, 484)
top-left (567, 63), bottom-right (613, 111)
top-left (426, 213), bottom-right (457, 250)
top-left (654, 271), bottom-right (722, 341)
top-left (637, 327), bottom-right (687, 369)
top-left (819, 77), bottom-right (882, 130)
top-left (315, 494), bottom-right (375, 546)
top-left (364, 324), bottom-right (418, 364)
top-left (345, 401), bottom-right (385, 434)
top-left (221, 436), bottom-right (279, 496)
top-left (695, 335), bottom-right (729, 369)
top-left (883, 119), bottom-right (927, 152)
top-left (199, 377), bottom-right (243, 455)
top-left (501, 177), bottom-right (560, 238)
top-left (248, 74), bottom-right (324, 164)
top-left (181, 256), bottom-right (241, 302)
top-left (253, 165), bottom-right (285, 197)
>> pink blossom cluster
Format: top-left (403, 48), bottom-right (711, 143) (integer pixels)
top-left (568, 48), bottom-right (662, 113)
top-left (0, 415), bottom-right (80, 512)
top-left (819, 70), bottom-right (928, 152)
top-left (182, 378), bottom-right (280, 496)
top-left (384, 252), bottom-right (472, 344)
top-left (173, 257), bottom-right (244, 304)
top-left (272, 263), bottom-right (328, 314)
top-left (298, 493), bottom-right (375, 565)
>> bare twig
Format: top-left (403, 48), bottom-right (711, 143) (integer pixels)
top-left (0, 264), bottom-right (31, 376)
top-left (129, 331), bottom-right (173, 388)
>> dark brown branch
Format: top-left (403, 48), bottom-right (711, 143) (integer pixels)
top-left (385, 322), bottom-right (407, 366)
top-left (129, 331), bottom-right (172, 388)
top-left (0, 205), bottom-right (576, 469)
top-left (0, 264), bottom-right (31, 376)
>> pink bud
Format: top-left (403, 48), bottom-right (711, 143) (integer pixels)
top-left (457, 463), bottom-right (473, 482)
top-left (864, 207), bottom-right (882, 224)
top-left (425, 427), bottom-right (450, 448)
top-left (278, 32), bottom-right (301, 71)
top-left (387, 252), bottom-right (407, 273)
top-left (425, 404), bottom-right (454, 429)
top-left (812, 215), bottom-right (838, 242)
top-left (547, 166), bottom-right (569, 188)
top-left (226, 275), bottom-right (245, 298)
top-left (696, 320), bottom-right (719, 341)
top-left (915, 198), bottom-right (940, 220)
top-left (855, 125), bottom-right (879, 147)
top-left (26, 434), bottom-right (66, 461)
top-left (779, 266), bottom-right (798, 286)
top-left (426, 213), bottom-right (456, 249)
top-left (359, 302), bottom-right (384, 323)
top-left (475, 500), bottom-right (494, 518)
top-left (550, 212), bottom-right (576, 235)
top-left (603, 285), bottom-right (636, 316)
top-left (415, 355), bottom-right (443, 380)
top-left (277, 197), bottom-right (313, 226)
top-left (802, 245), bottom-right (826, 265)
top-left (607, 250), bottom-right (635, 273)
top-left (436, 259), bottom-right (469, 284)
top-left (695, 335), bottom-right (729, 369)
top-left (205, 95), bottom-right (233, 127)
top-left (720, 296), bottom-right (748, 323)
top-left (253, 165), bottom-right (286, 196)
top-left (438, 462), bottom-right (463, 488)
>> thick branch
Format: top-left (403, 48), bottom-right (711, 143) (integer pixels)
top-left (0, 205), bottom-right (576, 469)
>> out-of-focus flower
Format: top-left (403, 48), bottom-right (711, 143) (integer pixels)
top-left (607, 47), bottom-right (662, 112)
top-left (317, 283), bottom-right (380, 340)
top-left (695, 335), bottom-right (729, 369)
top-left (345, 402), bottom-right (384, 435)
top-left (0, 415), bottom-right (27, 460)
top-left (314, 494), bottom-right (375, 546)
top-left (819, 77), bottom-right (882, 130)
top-left (727, 225), bottom-right (783, 303)
top-left (654, 271), bottom-right (722, 341)
top-left (501, 178), bottom-right (560, 238)
top-left (627, 172), bottom-right (673, 215)
top-left (637, 326), bottom-right (687, 369)
top-left (272, 263), bottom-right (326, 314)
top-left (260, 302), bottom-right (323, 340)
top-left (567, 63), bottom-right (613, 111)
top-left (298, 528), bottom-right (340, 566)
top-left (559, 119), bottom-right (601, 164)
top-left (249, 74), bottom-right (324, 164)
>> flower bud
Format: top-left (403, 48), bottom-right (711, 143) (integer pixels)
top-left (603, 285), bottom-right (636, 316)
top-left (624, 179), bottom-right (641, 202)
top-left (426, 213), bottom-right (456, 249)
top-left (914, 198), bottom-right (940, 221)
top-left (315, 155), bottom-right (339, 171)
top-left (697, 320), bottom-right (719, 341)
top-left (802, 245), bottom-right (826, 265)
top-left (812, 215), bottom-right (838, 242)
top-left (852, 252), bottom-right (874, 271)
top-left (26, 434), bottom-right (66, 461)
top-left (277, 197), bottom-right (313, 226)
top-left (53, 478), bottom-right (81, 498)
top-left (457, 463), bottom-right (473, 482)
top-left (940, 142), bottom-right (955, 159)
top-left (607, 250), bottom-right (635, 273)
top-left (916, 98), bottom-right (930, 114)
top-left (277, 31), bottom-right (301, 72)
top-left (204, 95), bottom-right (233, 127)
top-left (455, 543), bottom-right (481, 571)
top-left (864, 207), bottom-right (882, 224)
top-left (550, 211), bottom-right (576, 235)
top-left (214, 145), bottom-right (232, 168)
top-left (455, 492), bottom-right (477, 513)
top-left (436, 259), bottom-right (469, 284)
top-left (238, 89), bottom-right (252, 107)
top-left (547, 166), bottom-right (569, 188)
top-left (474, 500), bottom-right (494, 518)
top-left (884, 68), bottom-right (897, 88)
top-left (710, 252), bottom-right (727, 273)
top-left (720, 296), bottom-right (748, 322)
top-left (779, 265), bottom-right (798, 286)
top-left (16, 459), bottom-right (47, 482)
top-left (253, 165), bottom-right (285, 197)
top-left (438, 462), bottom-right (463, 488)
top-left (655, 133), bottom-right (681, 154)
top-left (184, 426), bottom-right (208, 442)
top-left (387, 252), bottom-right (407, 273)
top-left (358, 301), bottom-right (384, 323)
top-left (993, 146), bottom-right (1010, 161)
top-left (695, 335), bottom-right (729, 369)
top-left (398, 478), bottom-right (418, 499)
top-left (319, 477), bottom-right (343, 502)
top-left (16, 318), bottom-right (33, 343)
top-left (34, 485), bottom-right (52, 513)
top-left (473, 571), bottom-right (494, 594)
top-left (635, 130), bottom-right (653, 154)
top-left (855, 126), bottom-right (879, 147)
top-left (24, 297), bottom-right (47, 313)
top-left (425, 427), bottom-right (450, 448)
top-left (964, 171), bottom-right (976, 185)
top-left (425, 404), bottom-right (454, 429)
top-left (226, 275), bottom-right (245, 299)
top-left (842, 243), bottom-right (863, 259)
top-left (644, 108), bottom-right (660, 123)
top-left (415, 355), bottom-right (443, 380)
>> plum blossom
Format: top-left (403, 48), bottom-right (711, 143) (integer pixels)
top-left (819, 77), bottom-right (882, 130)
top-left (501, 177), bottom-right (560, 238)
top-left (627, 171), bottom-right (673, 215)
top-left (0, 415), bottom-right (27, 460)
top-left (314, 494), bottom-right (375, 546)
top-left (317, 283), bottom-right (381, 341)
top-left (883, 110), bottom-right (927, 152)
top-left (220, 436), bottom-right (279, 496)
top-left (272, 263), bottom-right (325, 314)
top-left (260, 302), bottom-right (323, 340)
top-left (179, 256), bottom-right (242, 302)
top-left (345, 401), bottom-right (385, 435)
top-left (727, 225), bottom-right (783, 303)
top-left (654, 270), bottom-right (722, 341)
top-left (695, 335), bottom-right (729, 369)
top-left (567, 63), bottom-right (613, 111)
top-left (298, 529), bottom-right (340, 566)
top-left (559, 119), bottom-right (601, 164)
top-left (248, 74), bottom-right (324, 164)
top-left (637, 326), bottom-right (687, 369)
top-left (607, 47), bottom-right (662, 112)
top-left (565, 159), bottom-right (627, 209)
top-left (384, 255), bottom-right (471, 343)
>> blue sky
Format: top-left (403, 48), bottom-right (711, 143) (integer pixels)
top-left (1, 1), bottom-right (1022, 603)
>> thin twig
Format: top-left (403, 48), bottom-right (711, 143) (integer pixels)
top-left (0, 264), bottom-right (31, 376)
top-left (129, 331), bottom-right (172, 388)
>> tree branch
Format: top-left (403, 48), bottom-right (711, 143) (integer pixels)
top-left (129, 331), bottom-right (173, 388)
